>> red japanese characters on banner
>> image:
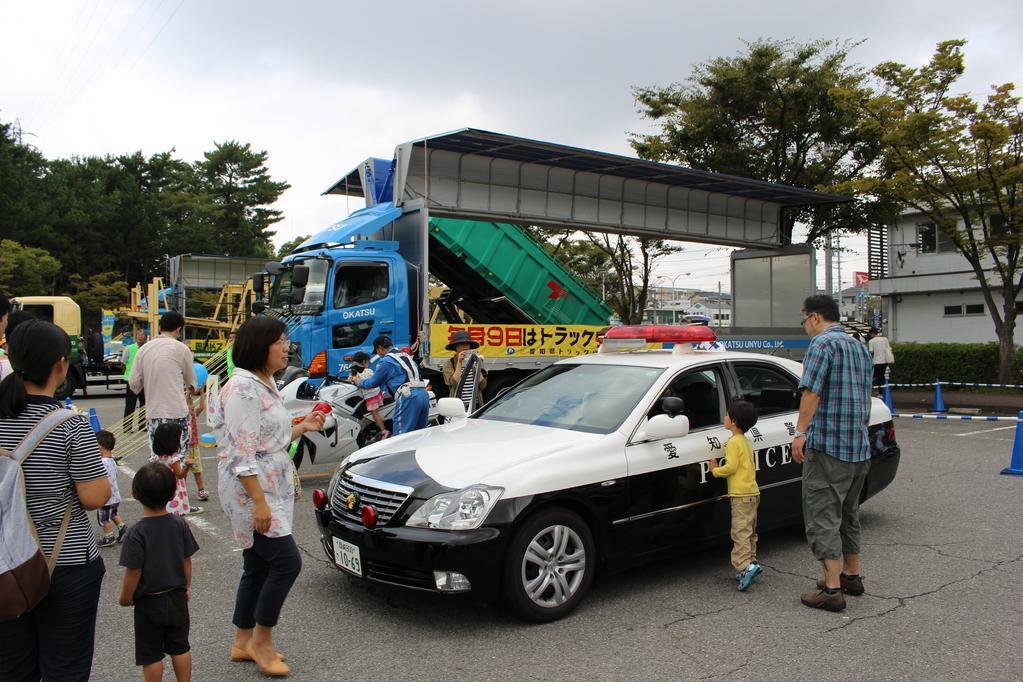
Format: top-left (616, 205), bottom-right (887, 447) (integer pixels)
top-left (430, 324), bottom-right (607, 358)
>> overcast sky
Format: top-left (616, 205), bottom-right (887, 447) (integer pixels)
top-left (4, 0), bottom-right (1021, 293)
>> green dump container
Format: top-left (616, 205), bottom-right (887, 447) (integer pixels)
top-left (429, 218), bottom-right (612, 326)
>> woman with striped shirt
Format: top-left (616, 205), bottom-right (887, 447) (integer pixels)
top-left (0, 320), bottom-right (111, 682)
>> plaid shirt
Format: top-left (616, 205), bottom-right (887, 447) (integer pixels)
top-left (799, 324), bottom-right (874, 462)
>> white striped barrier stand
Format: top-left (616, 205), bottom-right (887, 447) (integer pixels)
top-left (889, 413), bottom-right (1020, 421)
top-left (882, 381), bottom-right (1023, 389)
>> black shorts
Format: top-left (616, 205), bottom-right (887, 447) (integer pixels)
top-left (133, 590), bottom-right (190, 666)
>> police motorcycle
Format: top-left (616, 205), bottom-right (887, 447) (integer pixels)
top-left (278, 366), bottom-right (439, 469)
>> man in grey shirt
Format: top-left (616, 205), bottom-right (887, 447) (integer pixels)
top-left (129, 312), bottom-right (198, 466)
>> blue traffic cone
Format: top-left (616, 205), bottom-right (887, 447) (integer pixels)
top-left (882, 381), bottom-right (894, 412)
top-left (1000, 411), bottom-right (1023, 477)
top-left (87, 407), bottom-right (102, 433)
top-left (933, 378), bottom-right (947, 414)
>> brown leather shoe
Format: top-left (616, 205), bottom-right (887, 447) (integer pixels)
top-left (815, 573), bottom-right (865, 596)
top-left (801, 588), bottom-right (846, 612)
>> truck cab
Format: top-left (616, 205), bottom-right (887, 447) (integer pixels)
top-left (265, 202), bottom-right (421, 382)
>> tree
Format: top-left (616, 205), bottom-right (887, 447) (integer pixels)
top-left (0, 120), bottom-right (50, 242)
top-left (527, 226), bottom-right (680, 324)
top-left (585, 235), bottom-right (680, 324)
top-left (68, 271), bottom-right (129, 324)
top-left (276, 234), bottom-right (310, 259)
top-left (631, 39), bottom-right (889, 244)
top-left (0, 239), bottom-right (61, 296)
top-left (194, 141), bottom-right (291, 258)
top-left (834, 40), bottom-right (1023, 382)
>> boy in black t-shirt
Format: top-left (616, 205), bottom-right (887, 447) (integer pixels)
top-left (118, 462), bottom-right (199, 681)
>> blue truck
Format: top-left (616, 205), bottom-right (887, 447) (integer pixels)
top-left (256, 157), bottom-right (612, 400)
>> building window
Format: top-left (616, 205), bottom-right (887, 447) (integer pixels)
top-left (944, 305), bottom-right (963, 316)
top-left (1017, 300), bottom-right (1023, 314)
top-left (965, 304), bottom-right (984, 315)
top-left (917, 222), bottom-right (956, 253)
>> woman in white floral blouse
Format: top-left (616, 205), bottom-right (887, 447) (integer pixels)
top-left (209, 317), bottom-right (324, 677)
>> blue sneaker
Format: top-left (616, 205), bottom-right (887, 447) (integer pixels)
top-left (738, 563), bottom-right (762, 591)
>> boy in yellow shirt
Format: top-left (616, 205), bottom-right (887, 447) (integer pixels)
top-left (708, 400), bottom-right (762, 591)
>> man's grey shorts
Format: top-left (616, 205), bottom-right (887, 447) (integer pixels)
top-left (802, 447), bottom-right (870, 561)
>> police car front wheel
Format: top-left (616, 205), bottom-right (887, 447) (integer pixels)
top-left (503, 508), bottom-right (595, 622)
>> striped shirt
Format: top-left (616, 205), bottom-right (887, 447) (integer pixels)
top-left (0, 397), bottom-right (107, 565)
top-left (799, 324), bottom-right (874, 463)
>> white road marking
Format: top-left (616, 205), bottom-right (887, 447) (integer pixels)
top-left (953, 425), bottom-right (1018, 437)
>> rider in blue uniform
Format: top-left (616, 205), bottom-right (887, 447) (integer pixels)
top-left (351, 335), bottom-right (430, 435)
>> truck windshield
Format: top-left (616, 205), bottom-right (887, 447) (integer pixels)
top-left (474, 363), bottom-right (664, 434)
top-left (269, 258), bottom-right (330, 312)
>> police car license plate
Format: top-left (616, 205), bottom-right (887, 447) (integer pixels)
top-left (333, 537), bottom-right (362, 577)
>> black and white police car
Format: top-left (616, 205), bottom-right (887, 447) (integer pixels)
top-left (311, 325), bottom-right (900, 621)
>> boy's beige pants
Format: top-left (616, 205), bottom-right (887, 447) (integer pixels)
top-left (730, 495), bottom-right (760, 572)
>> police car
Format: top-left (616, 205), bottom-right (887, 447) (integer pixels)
top-left (311, 325), bottom-right (900, 621)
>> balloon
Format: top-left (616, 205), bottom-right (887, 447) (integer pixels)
top-left (193, 362), bottom-right (209, 388)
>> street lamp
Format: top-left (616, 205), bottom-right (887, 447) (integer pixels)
top-left (647, 276), bottom-right (666, 323)
top-left (669, 272), bottom-right (692, 324)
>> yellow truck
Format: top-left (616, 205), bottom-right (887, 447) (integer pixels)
top-left (11, 296), bottom-right (122, 399)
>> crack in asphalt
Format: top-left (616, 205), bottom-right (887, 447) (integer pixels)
top-left (661, 597), bottom-right (753, 629)
top-left (757, 562), bottom-right (817, 582)
top-left (699, 654), bottom-right (753, 681)
top-left (296, 541), bottom-right (331, 566)
top-left (824, 549), bottom-right (1023, 633)
top-left (862, 540), bottom-right (998, 564)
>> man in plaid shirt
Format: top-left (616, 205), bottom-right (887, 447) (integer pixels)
top-left (792, 295), bottom-right (874, 612)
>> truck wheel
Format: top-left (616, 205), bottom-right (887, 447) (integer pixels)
top-left (54, 372), bottom-right (77, 400)
top-left (502, 507), bottom-right (595, 622)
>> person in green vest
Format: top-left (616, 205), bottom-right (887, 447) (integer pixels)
top-left (122, 327), bottom-right (148, 431)
top-left (225, 330), bottom-right (236, 379)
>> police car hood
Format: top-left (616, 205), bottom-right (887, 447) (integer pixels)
top-left (345, 418), bottom-right (610, 495)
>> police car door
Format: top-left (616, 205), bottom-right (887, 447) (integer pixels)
top-left (725, 360), bottom-right (803, 520)
top-left (622, 364), bottom-right (732, 557)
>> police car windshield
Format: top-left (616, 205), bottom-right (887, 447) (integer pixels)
top-left (475, 364), bottom-right (664, 434)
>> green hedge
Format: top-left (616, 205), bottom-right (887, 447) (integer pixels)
top-left (890, 342), bottom-right (1023, 385)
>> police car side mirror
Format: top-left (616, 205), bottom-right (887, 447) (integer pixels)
top-left (644, 414), bottom-right (690, 441)
top-left (661, 396), bottom-right (684, 417)
top-left (437, 397), bottom-right (467, 419)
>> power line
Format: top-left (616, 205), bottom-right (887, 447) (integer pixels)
top-left (28, 0), bottom-right (104, 125)
top-left (59, 0), bottom-right (163, 119)
top-left (38, 0), bottom-right (119, 131)
top-left (123, 0), bottom-right (183, 75)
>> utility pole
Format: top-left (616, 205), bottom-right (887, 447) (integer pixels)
top-left (824, 234), bottom-right (833, 297)
top-left (835, 232), bottom-right (843, 309)
top-left (717, 280), bottom-right (723, 328)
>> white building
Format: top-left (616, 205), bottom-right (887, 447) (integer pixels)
top-left (645, 286), bottom-right (732, 327)
top-left (867, 211), bottom-right (1023, 343)
top-left (839, 284), bottom-right (869, 323)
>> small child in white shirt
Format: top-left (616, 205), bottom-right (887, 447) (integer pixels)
top-left (96, 430), bottom-right (128, 547)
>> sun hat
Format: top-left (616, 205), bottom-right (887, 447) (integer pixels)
top-left (444, 330), bottom-right (480, 351)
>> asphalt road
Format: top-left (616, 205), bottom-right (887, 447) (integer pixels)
top-left (77, 391), bottom-right (1023, 681)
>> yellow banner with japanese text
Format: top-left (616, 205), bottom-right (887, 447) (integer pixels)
top-left (430, 324), bottom-right (607, 359)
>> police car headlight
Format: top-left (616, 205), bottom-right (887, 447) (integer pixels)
top-left (406, 485), bottom-right (504, 530)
